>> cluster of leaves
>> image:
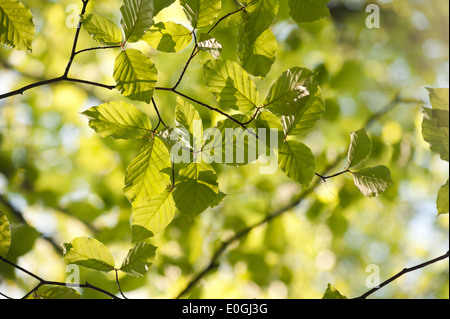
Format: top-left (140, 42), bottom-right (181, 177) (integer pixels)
top-left (0, 0), bottom-right (448, 299)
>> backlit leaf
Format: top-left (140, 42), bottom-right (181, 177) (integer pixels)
top-left (352, 166), bottom-right (393, 198)
top-left (142, 21), bottom-right (192, 53)
top-left (82, 13), bottom-right (122, 45)
top-left (120, 0), bottom-right (154, 43)
top-left (322, 283), bottom-right (347, 299)
top-left (278, 139), bottom-right (315, 186)
top-left (131, 189), bottom-right (176, 241)
top-left (62, 237), bottom-right (115, 272)
top-left (0, 210), bottom-right (11, 258)
top-left (173, 162), bottom-right (219, 218)
top-left (202, 59), bottom-right (259, 112)
top-left (114, 48), bottom-right (158, 103)
top-left (124, 137), bottom-right (171, 205)
top-left (437, 180), bottom-right (449, 216)
top-left (0, 0), bottom-right (35, 51)
top-left (120, 242), bottom-right (157, 276)
top-left (82, 101), bottom-right (152, 140)
top-left (347, 128), bottom-right (372, 168)
top-left (180, 0), bottom-right (221, 29)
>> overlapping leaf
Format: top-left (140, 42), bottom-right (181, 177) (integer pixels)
top-left (264, 67), bottom-right (325, 135)
top-left (120, 0), bottom-right (154, 43)
top-left (239, 0), bottom-right (278, 45)
top-left (237, 28), bottom-right (277, 78)
top-left (120, 242), bottom-right (157, 276)
top-left (124, 137), bottom-right (171, 205)
top-left (114, 48), bottom-right (158, 103)
top-left (278, 139), bottom-right (315, 186)
top-left (154, 0), bottom-right (175, 16)
top-left (175, 97), bottom-right (203, 151)
top-left (0, 0), bottom-right (35, 51)
top-left (131, 189), bottom-right (176, 241)
top-left (180, 0), bottom-right (221, 29)
top-left (202, 59), bottom-right (259, 112)
top-left (82, 14), bottom-right (122, 45)
top-left (82, 101), bottom-right (152, 139)
top-left (197, 33), bottom-right (222, 59)
top-left (173, 162), bottom-right (219, 218)
top-left (62, 237), bottom-right (115, 272)
top-left (203, 115), bottom-right (261, 166)
top-left (143, 21), bottom-right (192, 53)
top-left (352, 166), bottom-right (393, 198)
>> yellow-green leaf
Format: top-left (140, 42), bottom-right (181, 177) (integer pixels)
top-left (62, 237), bottom-right (115, 272)
top-left (114, 49), bottom-right (158, 103)
top-left (0, 0), bottom-right (35, 51)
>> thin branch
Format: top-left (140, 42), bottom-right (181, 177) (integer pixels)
top-left (172, 31), bottom-right (199, 90)
top-left (0, 256), bottom-right (120, 299)
top-left (115, 269), bottom-right (128, 299)
top-left (63, 0), bottom-right (90, 77)
top-left (175, 157), bottom-right (342, 299)
top-left (207, 6), bottom-right (246, 35)
top-left (74, 45), bottom-right (121, 56)
top-left (152, 97), bottom-right (166, 130)
top-left (356, 251), bottom-right (450, 299)
top-left (315, 169), bottom-right (350, 182)
top-left (0, 0), bottom-right (117, 101)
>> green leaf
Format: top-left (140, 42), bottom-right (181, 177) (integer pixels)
top-left (124, 137), bottom-right (171, 205)
top-left (289, 0), bottom-right (330, 24)
top-left (204, 114), bottom-right (261, 166)
top-left (202, 59), bottom-right (259, 112)
top-left (437, 180), bottom-right (449, 216)
top-left (154, 0), bottom-right (175, 16)
top-left (62, 237), bottom-right (115, 272)
top-left (36, 287), bottom-right (81, 299)
top-left (180, 0), bottom-right (222, 29)
top-left (0, 0), bottom-right (35, 51)
top-left (173, 162), bottom-right (219, 218)
top-left (114, 48), bottom-right (158, 103)
top-left (142, 21), bottom-right (192, 53)
top-left (422, 107), bottom-right (449, 162)
top-left (175, 97), bottom-right (203, 151)
top-left (0, 210), bottom-right (11, 258)
top-left (237, 28), bottom-right (277, 78)
top-left (120, 242), bottom-right (157, 276)
top-left (82, 101), bottom-right (152, 140)
top-left (278, 139), bottom-right (315, 186)
top-left (240, 0), bottom-right (278, 45)
top-left (120, 0), bottom-right (155, 43)
top-left (131, 189), bottom-right (176, 241)
top-left (81, 13), bottom-right (122, 45)
top-left (322, 283), bottom-right (347, 299)
top-left (426, 87), bottom-right (449, 111)
top-left (347, 128), bottom-right (372, 168)
top-left (352, 166), bottom-right (393, 198)
top-left (197, 33), bottom-right (222, 59)
top-left (264, 67), bottom-right (325, 135)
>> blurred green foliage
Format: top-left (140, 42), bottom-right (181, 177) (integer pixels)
top-left (0, 0), bottom-right (448, 299)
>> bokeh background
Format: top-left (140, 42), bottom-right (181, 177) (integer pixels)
top-left (0, 0), bottom-right (448, 298)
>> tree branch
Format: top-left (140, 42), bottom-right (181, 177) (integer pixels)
top-left (174, 94), bottom-right (428, 298)
top-left (0, 255), bottom-right (120, 299)
top-left (356, 251), bottom-right (450, 299)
